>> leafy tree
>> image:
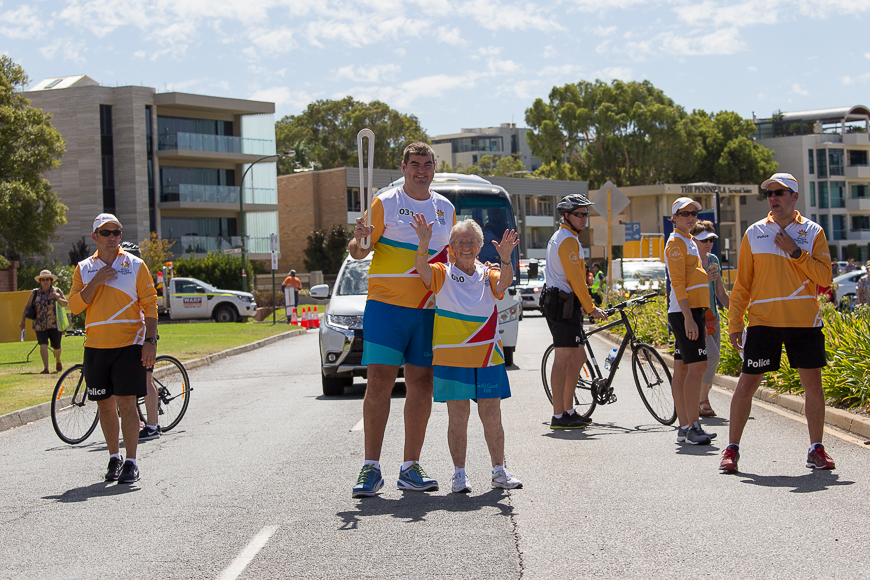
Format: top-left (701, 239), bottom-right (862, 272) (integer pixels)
top-left (676, 110), bottom-right (777, 184)
top-left (303, 224), bottom-right (351, 274)
top-left (68, 236), bottom-right (90, 265)
top-left (138, 232), bottom-right (176, 280)
top-left (0, 56), bottom-right (67, 259)
top-left (525, 79), bottom-right (698, 189)
top-left (439, 155), bottom-right (531, 178)
top-left (275, 97), bottom-right (429, 174)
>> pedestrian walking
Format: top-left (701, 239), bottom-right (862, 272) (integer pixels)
top-left (19, 270), bottom-right (68, 374)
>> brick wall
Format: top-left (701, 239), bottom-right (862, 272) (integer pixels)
top-left (0, 261), bottom-right (19, 292)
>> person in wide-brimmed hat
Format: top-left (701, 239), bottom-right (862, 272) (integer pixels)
top-left (19, 269), bottom-right (69, 374)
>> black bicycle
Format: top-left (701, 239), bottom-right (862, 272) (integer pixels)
top-left (50, 355), bottom-right (192, 445)
top-left (541, 293), bottom-right (676, 425)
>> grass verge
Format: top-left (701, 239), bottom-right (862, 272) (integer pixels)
top-left (0, 316), bottom-right (314, 417)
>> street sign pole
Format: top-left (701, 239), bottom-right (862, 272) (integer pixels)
top-left (270, 234), bottom-right (279, 325)
top-left (607, 189), bottom-right (612, 293)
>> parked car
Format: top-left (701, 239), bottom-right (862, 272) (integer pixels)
top-left (611, 258), bottom-right (666, 297)
top-left (832, 269), bottom-right (867, 308)
top-left (310, 255), bottom-right (374, 396)
top-left (518, 259), bottom-right (545, 312)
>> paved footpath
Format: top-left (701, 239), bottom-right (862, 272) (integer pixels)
top-left (1, 314), bottom-right (868, 579)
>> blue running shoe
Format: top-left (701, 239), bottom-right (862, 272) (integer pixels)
top-left (397, 463), bottom-right (439, 492)
top-left (352, 465), bottom-right (384, 498)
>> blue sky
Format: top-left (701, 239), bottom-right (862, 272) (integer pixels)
top-left (4, 0), bottom-right (870, 137)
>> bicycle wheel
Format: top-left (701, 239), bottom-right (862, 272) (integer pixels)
top-left (631, 344), bottom-right (676, 425)
top-left (541, 344), bottom-right (597, 419)
top-left (51, 364), bottom-right (100, 445)
top-left (137, 355), bottom-right (191, 432)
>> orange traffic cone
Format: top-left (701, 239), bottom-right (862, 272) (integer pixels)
top-left (290, 307), bottom-right (298, 325)
top-left (302, 306), bottom-right (311, 329)
top-left (312, 307), bottom-right (320, 328)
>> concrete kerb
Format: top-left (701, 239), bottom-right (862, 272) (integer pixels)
top-left (592, 328), bottom-right (870, 443)
top-left (0, 328), bottom-right (308, 434)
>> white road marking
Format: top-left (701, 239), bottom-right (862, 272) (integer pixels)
top-left (217, 525), bottom-right (279, 580)
top-left (711, 385), bottom-right (869, 447)
top-left (351, 417), bottom-right (365, 431)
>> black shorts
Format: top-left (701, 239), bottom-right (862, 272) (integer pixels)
top-left (83, 345), bottom-right (148, 401)
top-left (35, 328), bottom-right (62, 350)
top-left (669, 309), bottom-right (708, 364)
top-left (741, 326), bottom-right (826, 375)
top-left (544, 294), bottom-right (586, 348)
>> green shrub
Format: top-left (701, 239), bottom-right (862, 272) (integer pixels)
top-left (173, 252), bottom-right (264, 292)
top-left (17, 258), bottom-right (75, 293)
top-left (0, 255), bottom-right (9, 270)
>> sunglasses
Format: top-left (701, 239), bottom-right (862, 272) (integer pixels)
top-left (696, 238), bottom-right (715, 243)
top-left (675, 210), bottom-right (698, 217)
top-left (97, 229), bottom-right (122, 237)
top-left (569, 211), bottom-right (589, 218)
top-left (765, 188), bottom-right (792, 198)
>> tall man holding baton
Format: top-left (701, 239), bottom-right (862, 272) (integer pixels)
top-left (348, 142), bottom-right (457, 498)
top-left (720, 173), bottom-right (835, 473)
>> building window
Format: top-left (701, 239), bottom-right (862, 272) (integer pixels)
top-left (161, 217), bottom-right (238, 255)
top-left (347, 187), bottom-right (361, 212)
top-left (809, 182), bottom-right (816, 207)
top-left (819, 214), bottom-right (829, 238)
top-left (739, 195), bottom-right (746, 205)
top-left (808, 149), bottom-right (814, 174)
top-left (852, 215), bottom-right (870, 231)
top-left (811, 213), bottom-right (817, 223)
top-left (830, 181), bottom-right (845, 208)
top-left (99, 105), bottom-right (115, 214)
top-left (832, 215), bottom-right (846, 240)
top-left (849, 150), bottom-right (868, 166)
top-left (819, 182), bottom-right (829, 209)
top-left (851, 184), bottom-right (869, 199)
top-left (146, 106), bottom-right (155, 233)
top-left (829, 149), bottom-right (844, 176)
top-left (816, 149), bottom-right (827, 178)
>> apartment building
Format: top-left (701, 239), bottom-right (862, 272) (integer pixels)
top-left (431, 123), bottom-right (542, 173)
top-left (754, 106), bottom-right (870, 261)
top-left (25, 75), bottom-right (279, 262)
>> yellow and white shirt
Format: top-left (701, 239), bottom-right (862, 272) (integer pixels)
top-left (365, 186), bottom-right (457, 309)
top-left (544, 223), bottom-right (595, 314)
top-left (69, 249), bottom-right (158, 349)
top-left (665, 227), bottom-right (710, 313)
top-left (429, 262), bottom-right (505, 368)
top-left (728, 212), bottom-right (831, 334)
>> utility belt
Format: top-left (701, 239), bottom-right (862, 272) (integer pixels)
top-left (541, 285), bottom-right (579, 320)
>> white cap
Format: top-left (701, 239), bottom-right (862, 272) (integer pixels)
top-left (761, 172), bottom-right (799, 193)
top-left (93, 213), bottom-right (122, 231)
top-left (693, 230), bottom-right (718, 241)
top-left (672, 197), bottom-right (702, 215)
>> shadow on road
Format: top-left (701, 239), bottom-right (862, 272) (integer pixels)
top-left (42, 480), bottom-right (141, 503)
top-left (735, 470), bottom-right (854, 493)
top-left (542, 421), bottom-right (672, 440)
top-left (336, 488), bottom-right (515, 528)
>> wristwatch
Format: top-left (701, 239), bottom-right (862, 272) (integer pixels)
top-left (144, 335), bottom-right (159, 346)
top-left (790, 248), bottom-right (802, 259)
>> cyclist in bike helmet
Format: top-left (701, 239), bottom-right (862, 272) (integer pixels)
top-left (120, 242), bottom-right (141, 259)
top-left (542, 194), bottom-right (606, 429)
top-left (120, 241), bottom-right (161, 441)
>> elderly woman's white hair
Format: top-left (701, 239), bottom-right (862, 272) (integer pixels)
top-left (449, 218), bottom-right (484, 247)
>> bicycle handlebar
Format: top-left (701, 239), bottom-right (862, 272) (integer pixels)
top-left (602, 292), bottom-right (658, 317)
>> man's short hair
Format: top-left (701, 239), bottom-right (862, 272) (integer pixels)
top-left (403, 142), bottom-right (435, 165)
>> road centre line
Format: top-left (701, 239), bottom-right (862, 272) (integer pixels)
top-left (711, 385), bottom-right (869, 448)
top-left (217, 525), bottom-right (279, 580)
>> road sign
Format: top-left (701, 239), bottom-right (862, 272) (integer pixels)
top-left (223, 248), bottom-right (242, 255)
top-left (589, 180), bottom-right (630, 221)
top-left (271, 251), bottom-right (278, 271)
top-left (591, 217), bottom-right (626, 246)
top-left (624, 222), bottom-right (641, 242)
top-left (270, 233), bottom-right (279, 253)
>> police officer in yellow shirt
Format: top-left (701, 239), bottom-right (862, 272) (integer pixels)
top-left (720, 173), bottom-right (835, 474)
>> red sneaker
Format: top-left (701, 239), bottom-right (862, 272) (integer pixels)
top-left (806, 445), bottom-right (836, 470)
top-left (719, 446), bottom-right (739, 473)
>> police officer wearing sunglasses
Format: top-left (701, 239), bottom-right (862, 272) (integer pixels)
top-left (68, 213), bottom-right (158, 484)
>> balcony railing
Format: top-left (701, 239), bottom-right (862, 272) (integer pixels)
top-left (158, 132), bottom-right (273, 155)
top-left (161, 184), bottom-right (275, 205)
top-left (166, 235), bottom-right (275, 257)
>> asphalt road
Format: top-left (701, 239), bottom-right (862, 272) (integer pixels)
top-left (1, 312), bottom-right (869, 579)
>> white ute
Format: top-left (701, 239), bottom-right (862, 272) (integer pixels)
top-left (157, 277), bottom-right (257, 322)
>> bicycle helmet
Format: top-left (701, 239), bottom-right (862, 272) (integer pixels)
top-left (120, 241), bottom-right (141, 258)
top-left (557, 194), bottom-right (594, 217)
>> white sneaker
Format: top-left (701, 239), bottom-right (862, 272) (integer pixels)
top-left (451, 472), bottom-right (472, 493)
top-left (491, 468), bottom-right (523, 489)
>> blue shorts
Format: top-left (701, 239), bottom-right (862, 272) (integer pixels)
top-left (434, 365), bottom-right (511, 402)
top-left (362, 300), bottom-right (435, 367)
